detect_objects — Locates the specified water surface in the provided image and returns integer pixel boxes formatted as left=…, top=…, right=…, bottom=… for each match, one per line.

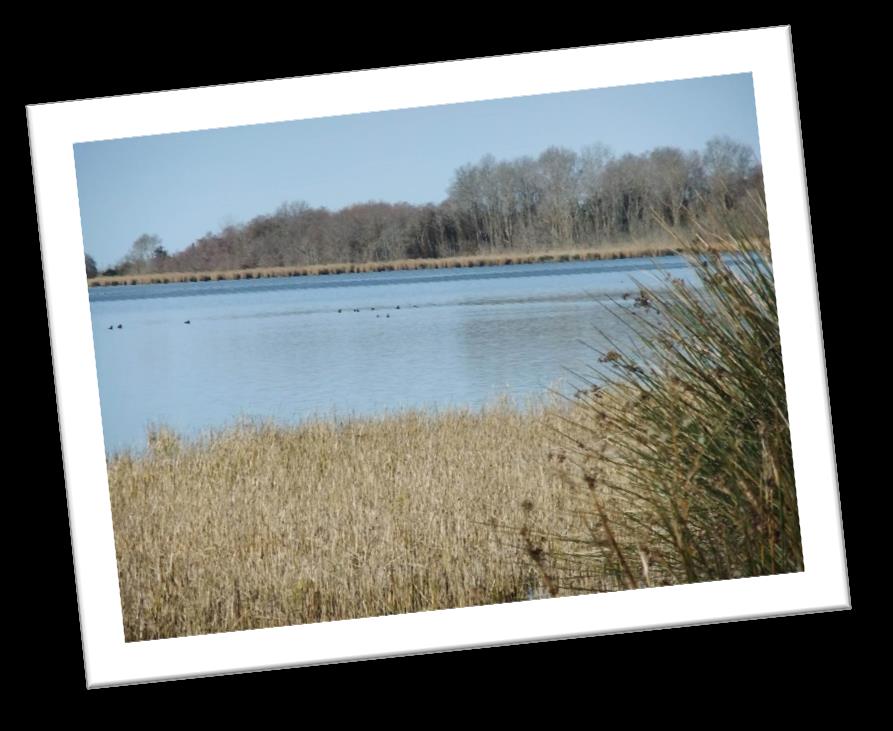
left=90, top=256, right=699, bottom=453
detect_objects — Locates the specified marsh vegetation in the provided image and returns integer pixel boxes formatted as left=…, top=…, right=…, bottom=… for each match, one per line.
left=108, top=199, right=801, bottom=641
left=111, top=404, right=569, bottom=641
left=90, top=242, right=684, bottom=287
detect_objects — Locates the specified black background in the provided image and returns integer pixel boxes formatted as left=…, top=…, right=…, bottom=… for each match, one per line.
left=20, top=19, right=855, bottom=707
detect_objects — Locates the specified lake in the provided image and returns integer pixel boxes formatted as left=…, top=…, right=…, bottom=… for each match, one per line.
left=89, top=255, right=700, bottom=453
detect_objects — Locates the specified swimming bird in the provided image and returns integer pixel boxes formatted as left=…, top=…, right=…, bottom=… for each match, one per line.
left=184, top=320, right=191, bottom=324
left=117, top=324, right=123, bottom=329
left=108, top=325, right=113, bottom=330
left=338, top=309, right=342, bottom=313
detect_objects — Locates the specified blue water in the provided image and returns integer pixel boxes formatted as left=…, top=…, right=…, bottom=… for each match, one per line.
left=89, top=256, right=700, bottom=453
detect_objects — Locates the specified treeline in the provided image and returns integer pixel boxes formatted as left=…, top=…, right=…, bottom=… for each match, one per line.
left=96, top=136, right=763, bottom=277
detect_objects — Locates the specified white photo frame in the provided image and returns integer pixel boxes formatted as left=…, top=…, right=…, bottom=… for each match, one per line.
left=28, top=26, right=848, bottom=688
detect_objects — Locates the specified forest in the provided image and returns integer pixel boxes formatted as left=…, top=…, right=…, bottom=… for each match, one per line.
left=90, top=136, right=762, bottom=278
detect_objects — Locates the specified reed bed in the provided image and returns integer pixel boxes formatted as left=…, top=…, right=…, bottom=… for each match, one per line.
left=90, top=241, right=693, bottom=287
left=529, top=202, right=803, bottom=591
left=110, top=403, right=584, bottom=642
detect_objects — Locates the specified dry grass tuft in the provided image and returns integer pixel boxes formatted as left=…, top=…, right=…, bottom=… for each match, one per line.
left=526, top=199, right=803, bottom=592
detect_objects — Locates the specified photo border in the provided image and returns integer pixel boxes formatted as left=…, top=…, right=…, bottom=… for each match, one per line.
left=28, top=26, right=848, bottom=688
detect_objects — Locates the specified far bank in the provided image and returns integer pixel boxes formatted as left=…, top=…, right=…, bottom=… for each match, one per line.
left=88, top=241, right=697, bottom=287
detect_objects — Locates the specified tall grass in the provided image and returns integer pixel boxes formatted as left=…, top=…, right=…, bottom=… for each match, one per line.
left=110, top=404, right=580, bottom=642
left=532, top=201, right=802, bottom=590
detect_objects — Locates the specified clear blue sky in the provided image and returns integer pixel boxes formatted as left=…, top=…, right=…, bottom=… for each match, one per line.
left=75, top=73, right=759, bottom=268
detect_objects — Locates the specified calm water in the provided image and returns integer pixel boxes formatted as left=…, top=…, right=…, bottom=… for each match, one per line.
left=90, top=256, right=700, bottom=453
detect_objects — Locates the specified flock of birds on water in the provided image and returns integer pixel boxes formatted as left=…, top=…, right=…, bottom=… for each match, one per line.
left=107, top=320, right=190, bottom=329
left=106, top=304, right=419, bottom=330
left=337, top=304, right=420, bottom=319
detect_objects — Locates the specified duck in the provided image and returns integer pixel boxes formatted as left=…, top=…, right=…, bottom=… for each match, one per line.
left=184, top=320, right=191, bottom=325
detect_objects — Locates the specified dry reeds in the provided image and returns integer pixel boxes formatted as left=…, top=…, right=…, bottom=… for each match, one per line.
left=88, top=241, right=704, bottom=287
left=110, top=404, right=580, bottom=641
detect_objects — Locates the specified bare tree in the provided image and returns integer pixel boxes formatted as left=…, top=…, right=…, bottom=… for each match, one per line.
left=126, top=233, right=162, bottom=274
left=703, top=136, right=757, bottom=209
left=577, top=144, right=614, bottom=242
left=647, top=147, right=701, bottom=228
left=536, top=147, right=579, bottom=246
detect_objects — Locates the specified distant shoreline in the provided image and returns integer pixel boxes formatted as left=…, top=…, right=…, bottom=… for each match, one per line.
left=87, top=242, right=693, bottom=287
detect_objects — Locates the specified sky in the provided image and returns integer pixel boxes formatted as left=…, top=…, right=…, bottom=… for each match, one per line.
left=74, top=73, right=760, bottom=268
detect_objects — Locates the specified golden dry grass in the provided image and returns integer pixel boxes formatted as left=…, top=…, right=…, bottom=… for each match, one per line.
left=110, top=402, right=593, bottom=642
left=90, top=242, right=687, bottom=287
